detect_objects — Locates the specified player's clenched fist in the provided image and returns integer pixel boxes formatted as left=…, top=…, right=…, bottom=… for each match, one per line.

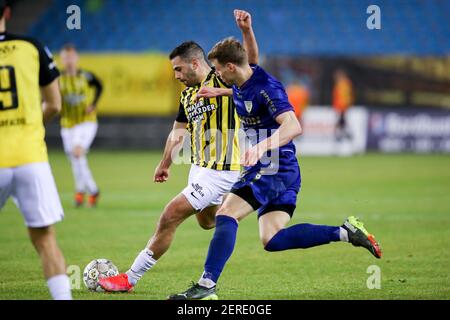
left=154, top=165, right=170, bottom=182
left=234, top=9, right=252, bottom=31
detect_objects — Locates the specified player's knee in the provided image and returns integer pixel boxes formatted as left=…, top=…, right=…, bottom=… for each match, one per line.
left=72, top=146, right=84, bottom=158
left=261, top=235, right=273, bottom=249
left=197, top=218, right=215, bottom=230
left=216, top=203, right=233, bottom=217
left=216, top=203, right=243, bottom=225
left=199, top=222, right=215, bottom=230
left=261, top=230, right=281, bottom=250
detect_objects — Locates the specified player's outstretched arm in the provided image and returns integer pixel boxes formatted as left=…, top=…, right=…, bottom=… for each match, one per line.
left=41, top=79, right=61, bottom=123
left=234, top=9, right=259, bottom=65
left=196, top=87, right=232, bottom=101
left=154, top=121, right=187, bottom=182
left=243, top=111, right=302, bottom=166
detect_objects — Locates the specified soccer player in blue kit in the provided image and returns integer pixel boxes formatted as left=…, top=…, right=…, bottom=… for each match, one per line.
left=169, top=10, right=382, bottom=300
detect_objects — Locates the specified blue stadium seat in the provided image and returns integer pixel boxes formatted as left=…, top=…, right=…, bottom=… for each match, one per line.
left=29, top=0, right=450, bottom=55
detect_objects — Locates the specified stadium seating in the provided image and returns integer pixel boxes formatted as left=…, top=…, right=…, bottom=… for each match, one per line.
left=29, top=0, right=450, bottom=55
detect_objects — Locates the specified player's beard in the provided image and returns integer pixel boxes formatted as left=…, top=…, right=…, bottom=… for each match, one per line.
left=184, top=68, right=199, bottom=87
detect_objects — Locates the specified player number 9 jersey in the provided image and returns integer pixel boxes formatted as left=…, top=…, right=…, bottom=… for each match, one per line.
left=0, top=32, right=59, bottom=168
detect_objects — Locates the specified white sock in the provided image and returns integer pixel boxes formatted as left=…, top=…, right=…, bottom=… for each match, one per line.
left=198, top=272, right=216, bottom=288
left=126, top=248, right=157, bottom=286
left=69, top=155, right=85, bottom=192
left=78, top=156, right=98, bottom=194
left=47, top=274, right=72, bottom=300
left=339, top=227, right=349, bottom=242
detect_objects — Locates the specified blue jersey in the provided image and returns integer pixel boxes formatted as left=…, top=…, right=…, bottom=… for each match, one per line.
left=231, top=64, right=301, bottom=216
left=233, top=64, right=296, bottom=155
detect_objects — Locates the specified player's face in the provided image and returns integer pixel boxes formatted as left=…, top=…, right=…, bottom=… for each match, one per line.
left=211, top=60, right=235, bottom=86
left=171, top=56, right=198, bottom=87
left=60, top=49, right=79, bottom=70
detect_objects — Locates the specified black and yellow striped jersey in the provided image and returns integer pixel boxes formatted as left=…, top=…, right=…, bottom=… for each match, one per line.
left=0, top=32, right=59, bottom=168
left=59, top=69, right=102, bottom=128
left=176, top=69, right=240, bottom=171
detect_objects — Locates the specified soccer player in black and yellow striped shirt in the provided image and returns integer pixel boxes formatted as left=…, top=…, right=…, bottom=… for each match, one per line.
left=99, top=40, right=259, bottom=292
left=0, top=0, right=71, bottom=299
left=59, top=44, right=103, bottom=208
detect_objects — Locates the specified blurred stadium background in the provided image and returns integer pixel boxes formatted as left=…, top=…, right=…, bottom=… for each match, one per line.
left=6, top=0, right=450, bottom=153
left=1, top=0, right=449, bottom=300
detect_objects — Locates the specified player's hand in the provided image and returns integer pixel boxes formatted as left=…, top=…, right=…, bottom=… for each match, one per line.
left=154, top=165, right=170, bottom=183
left=234, top=9, right=252, bottom=31
left=86, top=105, right=96, bottom=114
left=195, top=87, right=231, bottom=101
left=241, top=144, right=265, bottom=167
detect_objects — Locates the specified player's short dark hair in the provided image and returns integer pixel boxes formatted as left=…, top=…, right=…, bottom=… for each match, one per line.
left=61, top=43, right=77, bottom=52
left=208, top=37, right=247, bottom=66
left=169, top=41, right=207, bottom=62
left=0, top=0, right=7, bottom=19
left=61, top=43, right=77, bottom=51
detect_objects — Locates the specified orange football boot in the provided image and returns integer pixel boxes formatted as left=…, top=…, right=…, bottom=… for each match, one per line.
left=74, top=192, right=85, bottom=208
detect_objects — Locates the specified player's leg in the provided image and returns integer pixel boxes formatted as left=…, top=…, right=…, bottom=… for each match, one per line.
left=193, top=167, right=240, bottom=230
left=196, top=201, right=242, bottom=230
left=259, top=190, right=381, bottom=258
left=28, top=226, right=71, bottom=300
left=258, top=210, right=290, bottom=246
left=99, top=166, right=240, bottom=292
left=12, top=162, right=71, bottom=300
left=98, top=193, right=196, bottom=292
left=196, top=205, right=218, bottom=230
left=168, top=190, right=256, bottom=300
left=148, top=165, right=238, bottom=258
left=61, top=127, right=86, bottom=206
left=75, top=122, right=99, bottom=207
left=146, top=193, right=195, bottom=260
left=260, top=207, right=345, bottom=251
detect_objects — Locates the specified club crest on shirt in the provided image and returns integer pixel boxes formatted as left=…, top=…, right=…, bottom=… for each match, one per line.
left=244, top=101, right=253, bottom=113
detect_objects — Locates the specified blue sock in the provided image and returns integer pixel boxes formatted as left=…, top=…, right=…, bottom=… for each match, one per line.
left=202, top=215, right=238, bottom=284
left=265, top=223, right=340, bottom=252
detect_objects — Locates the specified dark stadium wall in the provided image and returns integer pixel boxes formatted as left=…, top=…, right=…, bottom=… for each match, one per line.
left=45, top=116, right=174, bottom=150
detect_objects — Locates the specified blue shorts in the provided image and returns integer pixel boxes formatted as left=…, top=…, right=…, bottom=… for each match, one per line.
left=231, top=151, right=301, bottom=218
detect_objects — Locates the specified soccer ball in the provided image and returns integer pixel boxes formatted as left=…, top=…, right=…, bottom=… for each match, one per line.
left=83, top=258, right=119, bottom=292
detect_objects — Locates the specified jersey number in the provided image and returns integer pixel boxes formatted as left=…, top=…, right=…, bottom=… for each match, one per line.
left=0, top=66, right=19, bottom=111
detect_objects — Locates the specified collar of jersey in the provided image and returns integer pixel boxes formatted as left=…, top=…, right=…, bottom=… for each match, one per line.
left=193, top=68, right=215, bottom=87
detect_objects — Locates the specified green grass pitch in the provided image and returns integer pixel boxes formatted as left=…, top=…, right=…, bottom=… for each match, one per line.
left=0, top=151, right=449, bottom=299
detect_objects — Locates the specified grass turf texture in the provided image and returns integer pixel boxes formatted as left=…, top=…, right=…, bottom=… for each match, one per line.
left=0, top=151, right=449, bottom=299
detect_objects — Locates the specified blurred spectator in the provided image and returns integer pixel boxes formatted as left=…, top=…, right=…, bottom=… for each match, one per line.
left=286, top=80, right=310, bottom=121
left=332, top=69, right=353, bottom=140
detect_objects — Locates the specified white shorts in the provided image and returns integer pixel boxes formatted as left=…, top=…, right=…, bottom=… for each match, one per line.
left=61, top=121, right=98, bottom=154
left=0, top=162, right=64, bottom=228
left=182, top=165, right=240, bottom=211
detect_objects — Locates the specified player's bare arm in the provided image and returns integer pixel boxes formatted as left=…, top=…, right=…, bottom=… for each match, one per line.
left=154, top=121, right=187, bottom=182
left=197, top=9, right=257, bottom=101
left=242, top=111, right=302, bottom=166
left=41, top=79, right=62, bottom=123
left=196, top=87, right=232, bottom=100
left=234, top=9, right=259, bottom=65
